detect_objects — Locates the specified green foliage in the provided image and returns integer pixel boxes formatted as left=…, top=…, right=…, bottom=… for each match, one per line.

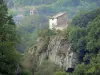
left=36, top=0, right=100, bottom=17
left=16, top=15, right=48, bottom=52
left=74, top=52, right=100, bottom=75
left=12, top=0, right=57, bottom=7
left=20, top=15, right=48, bottom=29
left=86, top=14, right=100, bottom=52
left=20, top=69, right=32, bottom=75
left=0, top=0, right=20, bottom=75
left=35, top=60, right=62, bottom=75
left=67, top=9, right=100, bottom=75
left=54, top=71, right=68, bottom=75
left=4, top=0, right=100, bottom=74
left=38, top=29, right=56, bottom=38
left=67, top=26, right=87, bottom=52
left=6, top=0, right=100, bottom=18
left=37, top=29, right=56, bottom=54
left=72, top=8, right=100, bottom=27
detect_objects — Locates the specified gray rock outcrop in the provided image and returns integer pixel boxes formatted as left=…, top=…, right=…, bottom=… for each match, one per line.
left=28, top=35, right=78, bottom=70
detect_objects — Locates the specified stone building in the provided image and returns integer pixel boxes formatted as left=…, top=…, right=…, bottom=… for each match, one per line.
left=30, top=8, right=35, bottom=15
left=49, top=12, right=68, bottom=30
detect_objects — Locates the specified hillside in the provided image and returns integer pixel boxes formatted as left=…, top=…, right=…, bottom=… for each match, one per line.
left=6, top=0, right=100, bottom=52
left=6, top=0, right=100, bottom=17
left=1, top=0, right=100, bottom=75
left=22, top=8, right=100, bottom=75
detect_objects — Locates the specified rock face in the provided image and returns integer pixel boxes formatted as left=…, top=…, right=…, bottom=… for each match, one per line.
left=28, top=35, right=78, bottom=70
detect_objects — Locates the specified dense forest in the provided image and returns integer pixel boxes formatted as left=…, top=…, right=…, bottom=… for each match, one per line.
left=8, top=0, right=100, bottom=52
left=5, top=0, right=100, bottom=8
left=0, top=0, right=20, bottom=75
left=5, top=0, right=100, bottom=17
left=67, top=8, right=100, bottom=75
left=21, top=8, right=100, bottom=75
left=27, top=8, right=100, bottom=75
left=0, top=0, right=100, bottom=75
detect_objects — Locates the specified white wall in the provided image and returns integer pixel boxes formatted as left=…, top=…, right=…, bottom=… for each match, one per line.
left=30, top=10, right=34, bottom=15
left=49, top=18, right=57, bottom=29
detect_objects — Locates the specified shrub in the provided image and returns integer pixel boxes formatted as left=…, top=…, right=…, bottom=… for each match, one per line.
left=54, top=71, right=68, bottom=75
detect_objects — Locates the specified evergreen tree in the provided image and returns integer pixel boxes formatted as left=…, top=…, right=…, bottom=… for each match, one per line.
left=0, top=0, right=20, bottom=75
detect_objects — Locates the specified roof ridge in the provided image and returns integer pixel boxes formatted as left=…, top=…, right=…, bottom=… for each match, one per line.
left=52, top=12, right=66, bottom=18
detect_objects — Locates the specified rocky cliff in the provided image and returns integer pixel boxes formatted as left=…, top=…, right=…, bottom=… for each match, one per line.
left=28, top=35, right=78, bottom=70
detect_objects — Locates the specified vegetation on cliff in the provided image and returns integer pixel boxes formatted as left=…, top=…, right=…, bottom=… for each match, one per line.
left=16, top=15, right=48, bottom=52
left=21, top=8, right=100, bottom=75
left=66, top=8, right=100, bottom=75
left=0, top=0, right=100, bottom=75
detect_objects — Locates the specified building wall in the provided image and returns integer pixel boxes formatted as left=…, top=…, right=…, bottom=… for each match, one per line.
left=49, top=18, right=57, bottom=29
left=55, top=26, right=67, bottom=31
left=30, top=10, right=34, bottom=15
left=49, top=13, right=68, bottom=30
left=57, top=14, right=67, bottom=26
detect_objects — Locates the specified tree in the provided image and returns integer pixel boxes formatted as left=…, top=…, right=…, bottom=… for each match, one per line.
left=54, top=71, right=68, bottom=75
left=68, top=9, right=100, bottom=75
left=86, top=14, right=100, bottom=53
left=0, top=0, right=20, bottom=75
left=72, top=8, right=100, bottom=27
left=35, top=60, right=61, bottom=75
